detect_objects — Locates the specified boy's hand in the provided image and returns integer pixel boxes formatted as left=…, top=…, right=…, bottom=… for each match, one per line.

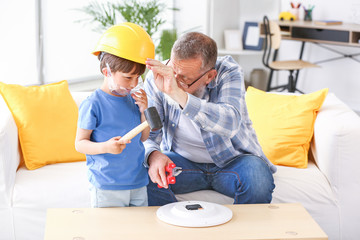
left=104, top=136, right=130, bottom=154
left=131, top=89, right=148, bottom=113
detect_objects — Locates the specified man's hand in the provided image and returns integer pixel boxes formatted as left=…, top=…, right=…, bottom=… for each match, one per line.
left=146, top=58, right=188, bottom=107
left=148, top=150, right=173, bottom=189
left=145, top=58, right=178, bottom=94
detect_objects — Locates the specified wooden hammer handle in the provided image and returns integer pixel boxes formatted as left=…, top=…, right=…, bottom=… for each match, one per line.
left=121, top=121, right=149, bottom=141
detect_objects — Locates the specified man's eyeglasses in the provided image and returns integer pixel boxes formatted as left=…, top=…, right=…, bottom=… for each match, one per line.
left=166, top=59, right=214, bottom=88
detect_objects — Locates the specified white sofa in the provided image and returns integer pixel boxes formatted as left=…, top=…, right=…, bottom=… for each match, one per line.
left=1, top=91, right=360, bottom=240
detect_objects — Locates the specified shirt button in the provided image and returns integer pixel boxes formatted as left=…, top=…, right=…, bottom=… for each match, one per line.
left=172, top=124, right=175, bottom=127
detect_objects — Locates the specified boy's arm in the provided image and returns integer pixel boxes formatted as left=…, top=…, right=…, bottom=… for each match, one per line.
left=131, top=89, right=150, bottom=142
left=140, top=112, right=150, bottom=142
left=75, top=128, right=129, bottom=155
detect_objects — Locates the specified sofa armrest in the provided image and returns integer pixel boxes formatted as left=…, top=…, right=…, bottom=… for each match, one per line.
left=311, top=93, right=360, bottom=235
left=0, top=95, right=20, bottom=207
left=312, top=93, right=360, bottom=190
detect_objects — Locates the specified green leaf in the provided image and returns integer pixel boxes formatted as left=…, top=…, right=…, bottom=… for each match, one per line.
left=156, top=29, right=178, bottom=61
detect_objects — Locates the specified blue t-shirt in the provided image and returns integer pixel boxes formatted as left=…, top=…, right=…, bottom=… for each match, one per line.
left=78, top=89, right=148, bottom=190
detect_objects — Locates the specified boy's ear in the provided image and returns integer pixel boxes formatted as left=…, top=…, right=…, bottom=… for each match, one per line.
left=101, top=67, right=107, bottom=76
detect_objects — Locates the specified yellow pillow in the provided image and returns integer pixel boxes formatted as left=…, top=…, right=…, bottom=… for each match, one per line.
left=0, top=80, right=85, bottom=170
left=245, top=87, right=328, bottom=168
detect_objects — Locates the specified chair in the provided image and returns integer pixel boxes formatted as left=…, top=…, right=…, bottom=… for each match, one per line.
left=262, top=16, right=318, bottom=93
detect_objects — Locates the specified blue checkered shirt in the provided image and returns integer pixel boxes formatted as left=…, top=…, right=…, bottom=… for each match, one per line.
left=144, top=56, right=276, bottom=173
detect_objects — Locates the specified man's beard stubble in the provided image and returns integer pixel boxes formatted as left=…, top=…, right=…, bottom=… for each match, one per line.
left=192, top=85, right=207, bottom=98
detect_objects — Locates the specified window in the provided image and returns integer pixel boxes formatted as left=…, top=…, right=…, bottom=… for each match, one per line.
left=42, top=0, right=102, bottom=84
left=0, top=0, right=173, bottom=87
left=0, top=1, right=38, bottom=85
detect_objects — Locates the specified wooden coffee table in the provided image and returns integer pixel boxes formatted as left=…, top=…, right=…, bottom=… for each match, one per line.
left=44, top=203, right=327, bottom=240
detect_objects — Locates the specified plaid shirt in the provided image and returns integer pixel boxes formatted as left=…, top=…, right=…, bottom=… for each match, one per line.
left=144, top=56, right=276, bottom=173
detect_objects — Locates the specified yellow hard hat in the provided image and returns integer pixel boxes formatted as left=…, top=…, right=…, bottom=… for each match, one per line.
left=92, top=22, right=155, bottom=64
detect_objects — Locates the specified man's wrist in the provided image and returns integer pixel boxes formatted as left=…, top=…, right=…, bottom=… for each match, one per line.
left=144, top=149, right=157, bottom=168
left=148, top=150, right=159, bottom=165
left=170, top=89, right=188, bottom=108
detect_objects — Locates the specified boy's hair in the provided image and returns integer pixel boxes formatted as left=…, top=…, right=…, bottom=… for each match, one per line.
left=98, top=52, right=146, bottom=75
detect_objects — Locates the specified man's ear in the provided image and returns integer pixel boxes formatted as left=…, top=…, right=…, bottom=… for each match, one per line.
left=205, top=69, right=217, bottom=84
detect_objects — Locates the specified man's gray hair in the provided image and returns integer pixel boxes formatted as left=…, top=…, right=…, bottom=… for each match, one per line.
left=171, top=32, right=217, bottom=70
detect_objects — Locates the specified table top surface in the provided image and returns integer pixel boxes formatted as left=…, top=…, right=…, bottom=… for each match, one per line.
left=44, top=203, right=328, bottom=240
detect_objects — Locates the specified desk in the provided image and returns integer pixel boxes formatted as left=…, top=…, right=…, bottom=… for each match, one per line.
left=277, top=20, right=360, bottom=47
left=261, top=20, right=360, bottom=91
left=44, top=203, right=327, bottom=240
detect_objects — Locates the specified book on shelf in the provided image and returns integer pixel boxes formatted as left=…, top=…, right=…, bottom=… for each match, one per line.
left=314, top=20, right=343, bottom=26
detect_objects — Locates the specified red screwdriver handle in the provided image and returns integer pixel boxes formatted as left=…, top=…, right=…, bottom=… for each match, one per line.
left=158, top=163, right=177, bottom=188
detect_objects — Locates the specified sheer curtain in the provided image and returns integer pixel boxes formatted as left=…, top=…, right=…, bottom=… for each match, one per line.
left=0, top=1, right=38, bottom=85
left=42, top=0, right=102, bottom=84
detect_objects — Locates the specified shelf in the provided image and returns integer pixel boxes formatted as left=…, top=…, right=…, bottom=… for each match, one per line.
left=351, top=31, right=360, bottom=44
left=276, top=20, right=360, bottom=47
left=218, top=49, right=263, bottom=56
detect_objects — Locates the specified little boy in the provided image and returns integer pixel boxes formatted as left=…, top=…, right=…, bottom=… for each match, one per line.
left=75, top=23, right=155, bottom=207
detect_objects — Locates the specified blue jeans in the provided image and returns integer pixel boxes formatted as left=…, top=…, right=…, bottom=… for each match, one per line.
left=147, top=151, right=275, bottom=206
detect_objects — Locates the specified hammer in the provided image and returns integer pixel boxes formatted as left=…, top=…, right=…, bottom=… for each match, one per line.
left=121, top=106, right=162, bottom=141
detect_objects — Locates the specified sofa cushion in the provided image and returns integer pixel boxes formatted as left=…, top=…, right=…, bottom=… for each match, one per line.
left=245, top=87, right=328, bottom=168
left=0, top=80, right=85, bottom=170
left=13, top=161, right=90, bottom=209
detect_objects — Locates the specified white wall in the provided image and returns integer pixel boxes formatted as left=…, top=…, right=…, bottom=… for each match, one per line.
left=236, top=0, right=280, bottom=84
left=174, top=0, right=280, bottom=47
left=278, top=0, right=360, bottom=112
left=173, top=0, right=208, bottom=35
left=174, top=0, right=360, bottom=112
left=174, top=0, right=280, bottom=83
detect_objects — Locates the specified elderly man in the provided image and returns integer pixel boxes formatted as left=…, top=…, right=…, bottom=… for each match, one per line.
left=144, top=32, right=276, bottom=206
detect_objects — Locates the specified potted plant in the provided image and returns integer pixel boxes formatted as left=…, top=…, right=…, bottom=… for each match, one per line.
left=156, top=29, right=177, bottom=61
left=76, top=0, right=178, bottom=60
